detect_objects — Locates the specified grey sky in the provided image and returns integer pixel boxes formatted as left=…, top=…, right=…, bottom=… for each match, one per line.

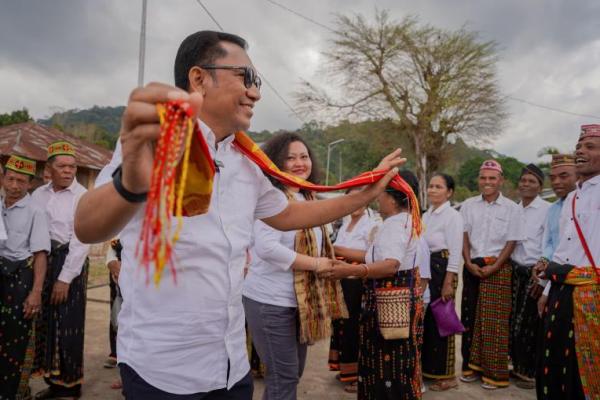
left=1, top=0, right=599, bottom=161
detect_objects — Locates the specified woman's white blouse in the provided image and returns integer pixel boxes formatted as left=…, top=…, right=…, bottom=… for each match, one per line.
left=243, top=192, right=323, bottom=308
left=334, top=211, right=380, bottom=251
left=366, top=212, right=418, bottom=271
left=422, top=201, right=464, bottom=273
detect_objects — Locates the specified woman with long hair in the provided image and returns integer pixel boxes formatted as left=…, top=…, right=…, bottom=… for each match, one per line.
left=328, top=188, right=380, bottom=393
left=243, top=132, right=346, bottom=400
left=331, top=170, right=423, bottom=400
left=421, top=173, right=463, bottom=391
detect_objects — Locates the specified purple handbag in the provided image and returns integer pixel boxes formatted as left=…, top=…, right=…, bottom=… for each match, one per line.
left=429, top=298, right=465, bottom=337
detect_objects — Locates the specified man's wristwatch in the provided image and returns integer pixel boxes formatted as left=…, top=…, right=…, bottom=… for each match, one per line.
left=112, top=165, right=148, bottom=203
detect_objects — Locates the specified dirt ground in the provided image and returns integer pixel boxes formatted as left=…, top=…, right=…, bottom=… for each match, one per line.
left=30, top=265, right=537, bottom=400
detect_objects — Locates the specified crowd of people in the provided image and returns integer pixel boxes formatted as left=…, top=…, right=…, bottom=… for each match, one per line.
left=0, top=29, right=598, bottom=400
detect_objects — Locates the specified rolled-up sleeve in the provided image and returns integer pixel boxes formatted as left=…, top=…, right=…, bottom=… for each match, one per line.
left=252, top=221, right=297, bottom=271
left=375, top=219, right=410, bottom=265
left=254, top=173, right=288, bottom=220
left=445, top=211, right=464, bottom=273
left=29, top=207, right=51, bottom=254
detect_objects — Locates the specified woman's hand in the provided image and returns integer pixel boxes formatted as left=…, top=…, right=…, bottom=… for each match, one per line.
left=441, top=273, right=456, bottom=302
left=315, top=257, right=334, bottom=278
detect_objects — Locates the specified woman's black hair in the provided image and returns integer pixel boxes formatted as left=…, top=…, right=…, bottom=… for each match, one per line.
left=430, top=172, right=456, bottom=193
left=386, top=170, right=419, bottom=210
left=261, top=132, right=321, bottom=193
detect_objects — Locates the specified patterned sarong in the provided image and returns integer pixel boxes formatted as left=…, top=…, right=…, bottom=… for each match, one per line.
left=540, top=263, right=600, bottom=399
left=467, top=257, right=512, bottom=387
left=510, top=261, right=540, bottom=379
left=33, top=243, right=89, bottom=388
left=0, top=257, right=34, bottom=400
left=422, top=250, right=457, bottom=379
left=290, top=192, right=348, bottom=344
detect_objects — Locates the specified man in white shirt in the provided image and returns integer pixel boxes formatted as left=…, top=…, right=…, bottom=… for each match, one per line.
left=0, top=155, right=50, bottom=400
left=509, top=164, right=550, bottom=388
left=459, top=159, right=524, bottom=390
left=74, top=31, right=405, bottom=400
left=536, top=124, right=600, bottom=400
left=31, top=141, right=90, bottom=400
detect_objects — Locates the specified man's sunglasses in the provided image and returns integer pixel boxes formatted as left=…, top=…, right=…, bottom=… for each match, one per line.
left=200, top=64, right=262, bottom=90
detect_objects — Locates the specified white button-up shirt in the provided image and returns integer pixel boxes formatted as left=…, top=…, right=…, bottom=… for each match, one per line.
left=461, top=193, right=524, bottom=259
left=243, top=192, right=322, bottom=308
left=512, top=196, right=551, bottom=266
left=366, top=212, right=417, bottom=271
left=31, top=179, right=90, bottom=283
left=553, top=174, right=600, bottom=267
left=95, top=121, right=288, bottom=394
left=422, top=201, right=464, bottom=273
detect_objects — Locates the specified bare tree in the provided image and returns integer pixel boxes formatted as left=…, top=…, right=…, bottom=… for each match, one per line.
left=295, top=10, right=506, bottom=204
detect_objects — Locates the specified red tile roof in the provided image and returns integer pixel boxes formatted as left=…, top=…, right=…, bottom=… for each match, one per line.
left=0, top=122, right=112, bottom=170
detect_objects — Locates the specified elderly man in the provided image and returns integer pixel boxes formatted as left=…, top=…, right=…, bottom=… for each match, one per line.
left=459, top=159, right=524, bottom=390
left=536, top=125, right=600, bottom=400
left=74, top=31, right=404, bottom=400
left=31, top=141, right=90, bottom=400
left=509, top=164, right=550, bottom=389
left=0, top=155, right=50, bottom=400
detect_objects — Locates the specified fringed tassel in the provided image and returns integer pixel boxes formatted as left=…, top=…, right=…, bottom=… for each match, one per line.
left=137, top=100, right=194, bottom=286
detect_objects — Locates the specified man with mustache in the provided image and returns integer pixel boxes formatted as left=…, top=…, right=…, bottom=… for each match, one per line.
left=510, top=163, right=550, bottom=389
left=536, top=125, right=600, bottom=400
left=74, top=31, right=405, bottom=399
left=459, top=159, right=524, bottom=390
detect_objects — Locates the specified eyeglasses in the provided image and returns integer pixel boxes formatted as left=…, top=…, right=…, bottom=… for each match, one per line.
left=200, top=64, right=262, bottom=90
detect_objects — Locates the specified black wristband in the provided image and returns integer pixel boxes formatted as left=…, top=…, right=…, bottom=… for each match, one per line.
left=112, top=165, right=148, bottom=203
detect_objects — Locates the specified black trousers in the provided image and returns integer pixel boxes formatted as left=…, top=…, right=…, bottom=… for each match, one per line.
left=119, top=363, right=253, bottom=400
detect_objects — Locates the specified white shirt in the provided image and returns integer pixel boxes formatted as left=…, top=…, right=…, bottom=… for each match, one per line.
left=416, top=236, right=431, bottom=304
left=243, top=192, right=323, bottom=308
left=94, top=121, right=288, bottom=394
left=334, top=211, right=380, bottom=250
left=512, top=196, right=551, bottom=266
left=366, top=212, right=418, bottom=271
left=461, top=193, right=524, bottom=258
left=0, top=201, right=7, bottom=241
left=31, top=179, right=90, bottom=283
left=422, top=201, right=464, bottom=273
left=552, top=174, right=600, bottom=267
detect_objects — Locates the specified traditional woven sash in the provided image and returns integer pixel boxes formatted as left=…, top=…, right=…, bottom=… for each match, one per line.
left=289, top=191, right=348, bottom=344
left=140, top=101, right=420, bottom=285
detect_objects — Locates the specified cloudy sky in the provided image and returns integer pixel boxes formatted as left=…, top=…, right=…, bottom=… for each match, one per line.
left=1, top=0, right=599, bottom=161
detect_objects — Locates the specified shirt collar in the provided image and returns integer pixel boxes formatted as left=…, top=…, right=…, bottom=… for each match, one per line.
left=431, top=200, right=451, bottom=215
left=578, top=174, right=600, bottom=190
left=46, top=178, right=80, bottom=193
left=197, top=119, right=236, bottom=151
left=4, top=193, right=31, bottom=209
left=478, top=192, right=505, bottom=205
left=520, top=195, right=543, bottom=209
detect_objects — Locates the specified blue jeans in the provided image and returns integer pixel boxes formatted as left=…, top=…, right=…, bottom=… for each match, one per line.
left=243, top=296, right=307, bottom=400
left=119, top=363, right=253, bottom=400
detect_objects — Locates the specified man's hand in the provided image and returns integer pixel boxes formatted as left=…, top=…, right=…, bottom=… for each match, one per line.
left=465, top=262, right=483, bottom=278
left=23, top=291, right=42, bottom=319
left=108, top=260, right=121, bottom=282
left=533, top=259, right=548, bottom=281
left=50, top=281, right=70, bottom=305
left=120, top=83, right=204, bottom=194
left=537, top=295, right=548, bottom=317
left=529, top=282, right=544, bottom=299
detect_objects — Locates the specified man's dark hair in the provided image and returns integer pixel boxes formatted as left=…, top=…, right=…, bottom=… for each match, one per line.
left=174, top=31, right=248, bottom=90
left=261, top=132, right=321, bottom=194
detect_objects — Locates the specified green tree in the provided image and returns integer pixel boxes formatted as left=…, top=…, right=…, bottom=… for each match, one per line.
left=296, top=10, right=506, bottom=202
left=0, top=108, right=32, bottom=127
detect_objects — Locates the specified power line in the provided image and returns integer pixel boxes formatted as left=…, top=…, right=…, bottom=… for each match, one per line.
left=506, top=96, right=600, bottom=120
left=263, top=0, right=600, bottom=122
left=194, top=0, right=305, bottom=124
left=195, top=0, right=224, bottom=31
left=264, top=0, right=335, bottom=33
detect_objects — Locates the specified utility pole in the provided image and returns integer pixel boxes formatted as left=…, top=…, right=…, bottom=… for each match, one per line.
left=137, top=0, right=148, bottom=87
left=325, top=138, right=345, bottom=186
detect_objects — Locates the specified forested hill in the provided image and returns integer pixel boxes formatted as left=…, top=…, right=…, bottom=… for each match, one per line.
left=36, top=106, right=522, bottom=200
